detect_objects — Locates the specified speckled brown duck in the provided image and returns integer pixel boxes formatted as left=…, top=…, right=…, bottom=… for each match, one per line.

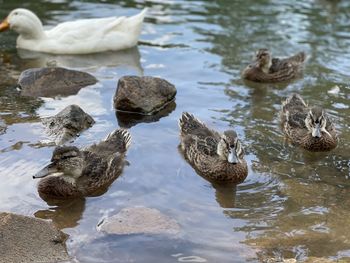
left=33, top=129, right=131, bottom=199
left=242, top=49, right=306, bottom=83
left=179, top=112, right=248, bottom=184
left=281, top=94, right=338, bottom=152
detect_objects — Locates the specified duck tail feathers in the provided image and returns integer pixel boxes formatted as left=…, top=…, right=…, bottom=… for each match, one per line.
left=282, top=93, right=307, bottom=111
left=105, top=129, right=132, bottom=151
left=179, top=112, right=206, bottom=134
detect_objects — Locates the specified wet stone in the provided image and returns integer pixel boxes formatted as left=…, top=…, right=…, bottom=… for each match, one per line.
left=18, top=67, right=97, bottom=98
left=98, top=206, right=180, bottom=235
left=42, top=104, right=95, bottom=145
left=0, top=212, right=69, bottom=263
left=113, top=76, right=177, bottom=115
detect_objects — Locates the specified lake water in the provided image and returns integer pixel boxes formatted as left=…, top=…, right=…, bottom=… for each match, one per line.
left=0, top=0, right=349, bottom=262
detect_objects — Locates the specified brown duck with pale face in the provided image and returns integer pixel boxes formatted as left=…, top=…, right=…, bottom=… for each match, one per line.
left=179, top=112, right=248, bottom=183
left=242, top=49, right=306, bottom=83
left=281, top=94, right=338, bottom=152
left=33, top=129, right=131, bottom=200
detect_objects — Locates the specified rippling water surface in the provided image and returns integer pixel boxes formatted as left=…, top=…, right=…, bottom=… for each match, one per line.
left=0, top=0, right=349, bottom=262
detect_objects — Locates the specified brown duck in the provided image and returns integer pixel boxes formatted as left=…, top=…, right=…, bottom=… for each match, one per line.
left=179, top=112, right=248, bottom=183
left=281, top=94, right=338, bottom=152
left=242, top=49, right=306, bottom=83
left=33, top=129, right=131, bottom=200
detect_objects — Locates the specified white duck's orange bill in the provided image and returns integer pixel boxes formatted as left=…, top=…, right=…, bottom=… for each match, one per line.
left=0, top=17, right=9, bottom=32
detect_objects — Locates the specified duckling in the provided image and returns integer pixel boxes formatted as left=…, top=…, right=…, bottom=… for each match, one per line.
left=33, top=129, right=131, bottom=200
left=242, top=49, right=306, bottom=83
left=281, top=94, right=338, bottom=152
left=179, top=112, right=248, bottom=183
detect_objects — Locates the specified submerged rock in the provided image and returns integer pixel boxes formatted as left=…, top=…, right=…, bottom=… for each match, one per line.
left=42, top=104, right=95, bottom=145
left=113, top=76, right=176, bottom=115
left=18, top=67, right=97, bottom=98
left=98, top=206, right=180, bottom=235
left=0, top=212, right=69, bottom=263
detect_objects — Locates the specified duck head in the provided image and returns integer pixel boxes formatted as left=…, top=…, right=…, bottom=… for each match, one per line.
left=33, top=146, right=85, bottom=184
left=305, top=107, right=329, bottom=138
left=217, top=130, right=244, bottom=164
left=0, top=8, right=44, bottom=39
left=255, top=48, right=272, bottom=73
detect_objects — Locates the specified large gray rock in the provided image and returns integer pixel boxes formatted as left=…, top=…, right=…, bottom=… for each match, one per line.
left=113, top=76, right=176, bottom=115
left=42, top=104, right=95, bottom=145
left=98, top=207, right=180, bottom=235
left=18, top=67, right=97, bottom=98
left=0, top=212, right=69, bottom=263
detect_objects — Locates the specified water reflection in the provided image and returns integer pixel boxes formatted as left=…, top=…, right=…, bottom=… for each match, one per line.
left=34, top=198, right=85, bottom=230
left=116, top=100, right=176, bottom=128
left=17, top=47, right=143, bottom=74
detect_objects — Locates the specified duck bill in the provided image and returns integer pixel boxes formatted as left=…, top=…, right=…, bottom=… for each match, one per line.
left=0, top=17, right=9, bottom=32
left=228, top=150, right=239, bottom=164
left=33, top=163, right=58, bottom=179
left=312, top=124, right=321, bottom=138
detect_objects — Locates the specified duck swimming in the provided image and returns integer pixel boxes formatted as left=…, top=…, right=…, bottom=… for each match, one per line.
left=0, top=8, right=147, bottom=54
left=179, top=112, right=248, bottom=184
left=242, top=49, right=306, bottom=83
left=281, top=94, right=338, bottom=152
left=33, top=129, right=131, bottom=200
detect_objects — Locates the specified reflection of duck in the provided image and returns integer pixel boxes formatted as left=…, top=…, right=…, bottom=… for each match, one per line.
left=17, top=47, right=143, bottom=74
left=281, top=94, right=338, bottom=152
left=179, top=112, right=248, bottom=183
left=33, top=129, right=131, bottom=200
left=0, top=8, right=147, bottom=54
left=211, top=181, right=237, bottom=208
left=34, top=198, right=85, bottom=229
left=242, top=49, right=306, bottom=83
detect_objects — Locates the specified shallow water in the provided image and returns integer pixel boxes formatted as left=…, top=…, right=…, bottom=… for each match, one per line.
left=0, top=0, right=349, bottom=262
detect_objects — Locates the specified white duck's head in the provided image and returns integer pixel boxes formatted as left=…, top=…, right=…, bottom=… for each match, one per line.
left=0, top=8, right=45, bottom=39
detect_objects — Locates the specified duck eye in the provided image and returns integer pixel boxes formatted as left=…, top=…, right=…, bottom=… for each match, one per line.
left=14, top=12, right=18, bottom=15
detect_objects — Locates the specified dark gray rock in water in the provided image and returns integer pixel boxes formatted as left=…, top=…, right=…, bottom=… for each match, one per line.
left=18, top=67, right=97, bottom=98
left=116, top=100, right=176, bottom=128
left=42, top=104, right=95, bottom=145
left=98, top=207, right=180, bottom=235
left=0, top=212, right=69, bottom=263
left=113, top=76, right=177, bottom=115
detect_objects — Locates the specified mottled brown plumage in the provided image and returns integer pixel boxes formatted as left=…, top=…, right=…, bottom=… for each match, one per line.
left=179, top=112, right=248, bottom=183
left=281, top=94, right=338, bottom=152
left=242, top=49, right=306, bottom=83
left=34, top=129, right=131, bottom=200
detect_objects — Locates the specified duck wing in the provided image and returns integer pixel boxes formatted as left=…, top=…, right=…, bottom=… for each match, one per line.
left=195, top=136, right=218, bottom=156
left=46, top=17, right=124, bottom=41
left=281, top=94, right=308, bottom=129
left=270, top=52, right=306, bottom=73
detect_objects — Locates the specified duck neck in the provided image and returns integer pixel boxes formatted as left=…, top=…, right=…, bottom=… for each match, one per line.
left=16, top=15, right=46, bottom=40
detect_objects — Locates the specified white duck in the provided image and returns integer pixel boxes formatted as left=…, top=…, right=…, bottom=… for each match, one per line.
left=0, top=8, right=147, bottom=54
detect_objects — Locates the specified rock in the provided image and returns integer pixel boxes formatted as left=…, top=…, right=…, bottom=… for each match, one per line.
left=113, top=76, right=177, bottom=115
left=0, top=212, right=69, bottom=263
left=42, top=104, right=95, bottom=145
left=98, top=206, right=180, bottom=235
left=18, top=67, right=97, bottom=98
left=116, top=100, right=176, bottom=128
